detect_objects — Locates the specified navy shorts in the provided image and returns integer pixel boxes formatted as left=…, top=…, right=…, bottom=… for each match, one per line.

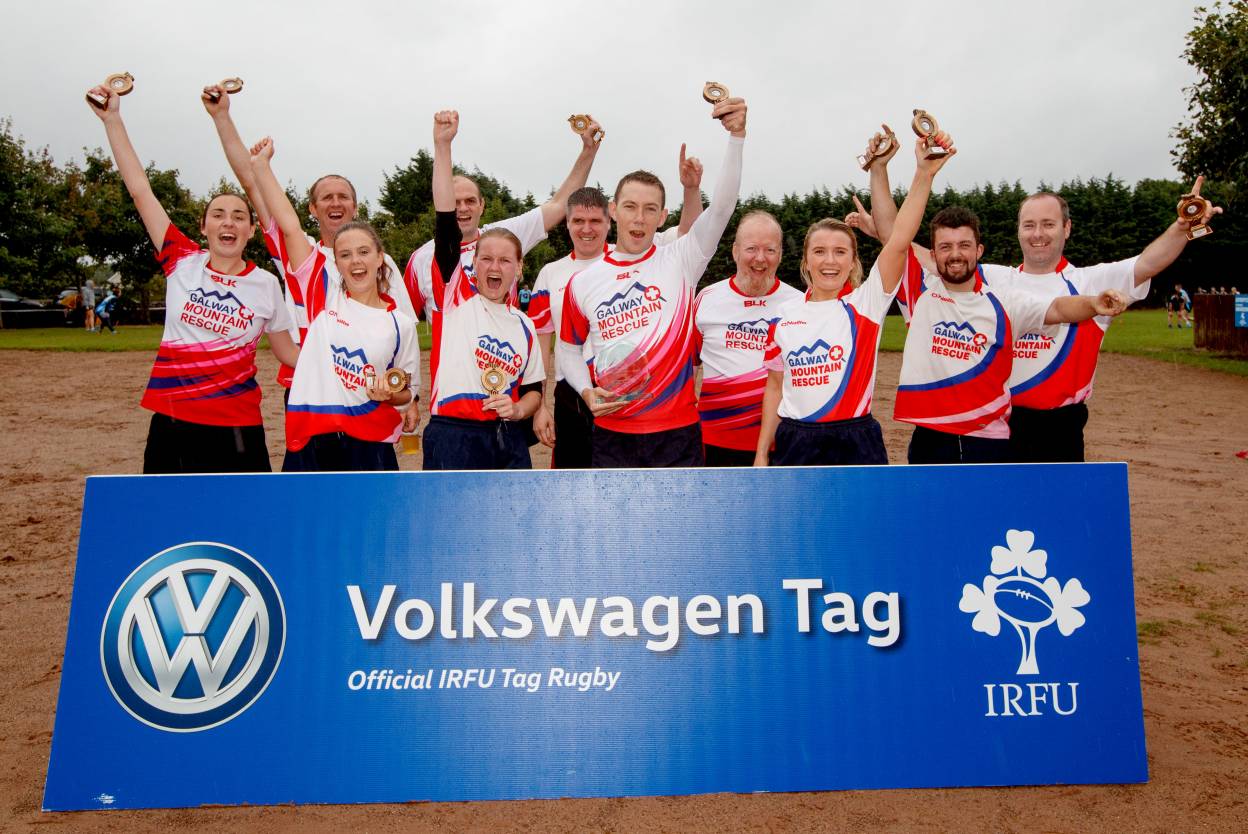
left=422, top=415, right=532, bottom=471
left=143, top=413, right=271, bottom=474
left=704, top=444, right=756, bottom=467
left=907, top=425, right=1009, bottom=464
left=1007, top=403, right=1089, bottom=463
left=592, top=422, right=704, bottom=468
left=552, top=379, right=594, bottom=469
left=770, top=415, right=888, bottom=466
left=281, top=432, right=399, bottom=472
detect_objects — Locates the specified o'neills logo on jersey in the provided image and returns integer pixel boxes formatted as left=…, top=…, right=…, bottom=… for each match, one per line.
left=595, top=282, right=665, bottom=341
left=180, top=288, right=254, bottom=336
left=1012, top=330, right=1054, bottom=360
left=724, top=318, right=774, bottom=351
left=786, top=340, right=844, bottom=387
left=330, top=344, right=371, bottom=390
left=930, top=320, right=988, bottom=361
left=475, top=335, right=524, bottom=374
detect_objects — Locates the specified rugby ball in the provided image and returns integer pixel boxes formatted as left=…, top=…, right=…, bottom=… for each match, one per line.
left=992, top=576, right=1056, bottom=627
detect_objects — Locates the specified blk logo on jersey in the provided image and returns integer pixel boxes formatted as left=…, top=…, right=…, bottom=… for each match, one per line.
left=475, top=334, right=524, bottom=376
left=99, top=542, right=285, bottom=732
left=595, top=282, right=666, bottom=341
left=180, top=288, right=253, bottom=336
left=724, top=318, right=776, bottom=351
left=786, top=339, right=845, bottom=387
left=930, top=320, right=987, bottom=361
left=331, top=344, right=371, bottom=390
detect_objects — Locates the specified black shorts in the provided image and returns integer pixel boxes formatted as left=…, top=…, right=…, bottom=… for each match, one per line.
left=907, top=425, right=1009, bottom=464
left=592, top=422, right=704, bottom=469
left=552, top=379, right=594, bottom=469
left=281, top=432, right=399, bottom=472
left=422, top=415, right=532, bottom=471
left=704, top=444, right=756, bottom=467
left=770, top=415, right=888, bottom=466
left=1007, top=403, right=1089, bottom=463
left=143, top=412, right=271, bottom=474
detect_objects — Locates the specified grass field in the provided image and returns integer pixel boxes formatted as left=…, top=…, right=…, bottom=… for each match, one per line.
left=2, top=311, right=1244, bottom=376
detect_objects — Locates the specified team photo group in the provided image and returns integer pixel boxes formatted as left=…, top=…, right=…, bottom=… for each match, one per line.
left=84, top=75, right=1222, bottom=474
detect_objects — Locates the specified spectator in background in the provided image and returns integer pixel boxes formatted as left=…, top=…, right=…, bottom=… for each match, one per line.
left=96, top=287, right=118, bottom=334
left=83, top=279, right=97, bottom=331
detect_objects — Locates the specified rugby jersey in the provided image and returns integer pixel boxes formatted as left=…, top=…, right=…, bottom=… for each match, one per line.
left=695, top=275, right=803, bottom=449
left=284, top=250, right=419, bottom=451
left=141, top=224, right=292, bottom=427
left=558, top=136, right=744, bottom=434
left=403, top=207, right=547, bottom=318
left=894, top=271, right=1052, bottom=439
left=263, top=220, right=413, bottom=389
left=762, top=263, right=896, bottom=424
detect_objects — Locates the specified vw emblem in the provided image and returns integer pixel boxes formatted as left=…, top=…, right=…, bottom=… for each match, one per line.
left=99, top=542, right=285, bottom=732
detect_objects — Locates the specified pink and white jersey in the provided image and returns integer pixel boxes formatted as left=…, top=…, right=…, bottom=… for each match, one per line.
left=695, top=276, right=803, bottom=449
left=895, top=272, right=1052, bottom=439
left=404, top=207, right=547, bottom=318
left=285, top=252, right=419, bottom=452
left=529, top=248, right=604, bottom=383
left=428, top=261, right=545, bottom=421
left=263, top=221, right=413, bottom=389
left=1000, top=257, right=1143, bottom=408
left=761, top=263, right=896, bottom=424
left=142, top=224, right=292, bottom=427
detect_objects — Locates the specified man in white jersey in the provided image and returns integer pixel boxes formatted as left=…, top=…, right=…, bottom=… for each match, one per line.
left=558, top=96, right=748, bottom=468
left=694, top=210, right=803, bottom=466
left=865, top=148, right=1222, bottom=461
left=530, top=147, right=705, bottom=468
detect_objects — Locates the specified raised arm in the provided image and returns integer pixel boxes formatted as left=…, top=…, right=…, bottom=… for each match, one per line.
left=86, top=85, right=171, bottom=249
left=676, top=142, right=704, bottom=235
left=202, top=85, right=271, bottom=227
left=877, top=136, right=956, bottom=293
left=248, top=138, right=312, bottom=269
left=539, top=118, right=603, bottom=231
left=432, top=110, right=462, bottom=283
left=1131, top=176, right=1223, bottom=286
left=685, top=97, right=748, bottom=259
left=864, top=125, right=900, bottom=245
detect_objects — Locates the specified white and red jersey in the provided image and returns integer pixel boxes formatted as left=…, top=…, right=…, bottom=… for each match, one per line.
left=529, top=248, right=604, bottom=383
left=142, top=224, right=292, bottom=427
left=428, top=259, right=545, bottom=421
left=263, top=220, right=413, bottom=389
left=695, top=276, right=803, bottom=449
left=999, top=256, right=1143, bottom=408
left=284, top=251, right=419, bottom=452
left=895, top=272, right=1053, bottom=439
left=896, top=248, right=1013, bottom=324
left=403, top=207, right=547, bottom=318
left=761, top=263, right=896, bottom=424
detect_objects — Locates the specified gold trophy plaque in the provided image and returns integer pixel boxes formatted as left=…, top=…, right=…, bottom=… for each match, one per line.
left=568, top=114, right=604, bottom=143
left=206, top=77, right=245, bottom=102
left=857, top=125, right=899, bottom=171
left=481, top=367, right=507, bottom=396
left=911, top=109, right=948, bottom=160
left=702, top=81, right=729, bottom=105
left=384, top=368, right=411, bottom=394
left=86, top=72, right=134, bottom=110
left=1178, top=194, right=1212, bottom=240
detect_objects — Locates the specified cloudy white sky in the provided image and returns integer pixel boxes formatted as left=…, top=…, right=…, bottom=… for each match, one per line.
left=3, top=0, right=1202, bottom=210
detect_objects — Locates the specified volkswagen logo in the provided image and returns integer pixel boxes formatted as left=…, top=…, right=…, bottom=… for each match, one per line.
left=100, top=542, right=285, bottom=732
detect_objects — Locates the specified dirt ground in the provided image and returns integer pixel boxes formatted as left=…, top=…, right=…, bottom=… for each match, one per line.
left=1, top=348, right=1244, bottom=833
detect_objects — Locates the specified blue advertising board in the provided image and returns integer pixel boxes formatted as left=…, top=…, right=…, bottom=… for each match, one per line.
left=1236, top=294, right=1247, bottom=327
left=45, top=464, right=1146, bottom=810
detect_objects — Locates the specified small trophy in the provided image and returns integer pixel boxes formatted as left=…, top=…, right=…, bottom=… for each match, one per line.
left=205, top=77, right=245, bottom=102
left=383, top=368, right=411, bottom=394
left=1177, top=193, right=1213, bottom=240
left=86, top=72, right=134, bottom=110
left=594, top=341, right=651, bottom=404
left=399, top=431, right=422, bottom=455
left=481, top=366, right=507, bottom=396
left=702, top=81, right=729, bottom=105
left=911, top=109, right=948, bottom=160
left=857, top=125, right=899, bottom=171
left=567, top=114, right=604, bottom=143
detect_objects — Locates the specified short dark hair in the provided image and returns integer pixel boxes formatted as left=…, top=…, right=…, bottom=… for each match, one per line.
left=567, top=186, right=609, bottom=218
left=1018, top=191, right=1070, bottom=224
left=614, top=170, right=665, bottom=206
left=930, top=206, right=982, bottom=246
left=200, top=192, right=255, bottom=228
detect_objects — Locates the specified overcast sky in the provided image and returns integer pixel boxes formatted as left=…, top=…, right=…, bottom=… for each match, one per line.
left=3, top=0, right=1202, bottom=211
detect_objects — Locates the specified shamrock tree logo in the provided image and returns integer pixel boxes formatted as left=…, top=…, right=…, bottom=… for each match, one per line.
left=959, top=529, right=1091, bottom=675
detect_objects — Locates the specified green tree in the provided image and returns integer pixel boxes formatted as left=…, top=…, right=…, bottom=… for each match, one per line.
left=1173, top=1, right=1248, bottom=189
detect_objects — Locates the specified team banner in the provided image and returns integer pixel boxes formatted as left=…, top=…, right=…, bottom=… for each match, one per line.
left=45, top=465, right=1146, bottom=811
